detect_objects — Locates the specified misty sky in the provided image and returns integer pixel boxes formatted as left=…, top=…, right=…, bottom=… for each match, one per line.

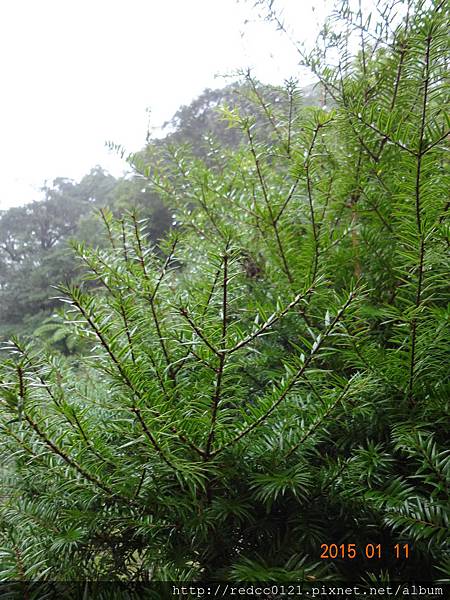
left=0, top=0, right=332, bottom=209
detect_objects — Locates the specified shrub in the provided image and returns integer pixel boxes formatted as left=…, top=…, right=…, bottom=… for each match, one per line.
left=0, top=0, right=448, bottom=585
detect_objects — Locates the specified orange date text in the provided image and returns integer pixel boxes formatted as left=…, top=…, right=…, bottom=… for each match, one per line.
left=320, top=543, right=410, bottom=560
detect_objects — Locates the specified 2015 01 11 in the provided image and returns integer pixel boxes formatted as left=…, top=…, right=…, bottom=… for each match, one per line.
left=320, top=543, right=410, bottom=559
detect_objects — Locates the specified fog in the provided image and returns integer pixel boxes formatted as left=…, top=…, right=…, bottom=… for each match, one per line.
left=0, top=0, right=331, bottom=209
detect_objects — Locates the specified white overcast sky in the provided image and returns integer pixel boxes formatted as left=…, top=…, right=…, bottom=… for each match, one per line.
left=0, top=0, right=333, bottom=209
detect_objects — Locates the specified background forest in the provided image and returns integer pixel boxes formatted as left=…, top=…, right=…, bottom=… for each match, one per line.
left=0, top=0, right=449, bottom=594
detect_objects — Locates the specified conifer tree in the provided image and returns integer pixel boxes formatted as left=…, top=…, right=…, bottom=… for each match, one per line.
left=0, top=0, right=448, bottom=588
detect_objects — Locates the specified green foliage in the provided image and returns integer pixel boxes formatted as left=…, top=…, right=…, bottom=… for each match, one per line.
left=0, top=168, right=117, bottom=339
left=0, top=0, right=448, bottom=584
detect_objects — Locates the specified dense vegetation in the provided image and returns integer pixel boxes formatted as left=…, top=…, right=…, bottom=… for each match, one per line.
left=0, top=0, right=448, bottom=591
left=0, top=81, right=315, bottom=342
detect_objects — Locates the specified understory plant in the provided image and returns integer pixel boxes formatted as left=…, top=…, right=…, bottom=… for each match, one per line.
left=0, top=0, right=448, bottom=587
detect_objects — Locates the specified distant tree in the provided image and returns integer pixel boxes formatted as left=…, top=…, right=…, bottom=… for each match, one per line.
left=0, top=170, right=117, bottom=338
left=76, top=166, right=117, bottom=208
left=112, top=178, right=172, bottom=243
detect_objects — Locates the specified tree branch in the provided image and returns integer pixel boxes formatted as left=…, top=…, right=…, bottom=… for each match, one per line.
left=212, top=291, right=356, bottom=456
